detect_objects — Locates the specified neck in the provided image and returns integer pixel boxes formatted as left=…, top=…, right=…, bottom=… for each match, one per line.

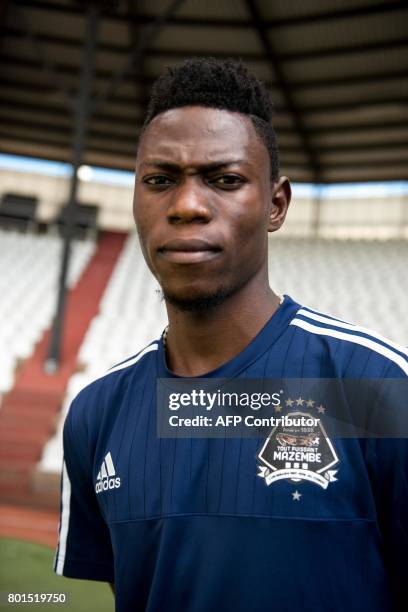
left=163, top=278, right=282, bottom=377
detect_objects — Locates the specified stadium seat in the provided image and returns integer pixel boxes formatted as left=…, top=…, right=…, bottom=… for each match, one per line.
left=54, top=202, right=99, bottom=240
left=0, top=192, right=39, bottom=231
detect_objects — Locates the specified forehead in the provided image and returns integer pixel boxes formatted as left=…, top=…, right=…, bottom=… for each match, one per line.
left=137, top=106, right=268, bottom=168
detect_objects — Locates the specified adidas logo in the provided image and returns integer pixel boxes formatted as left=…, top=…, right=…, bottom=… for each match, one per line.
left=95, top=452, right=121, bottom=494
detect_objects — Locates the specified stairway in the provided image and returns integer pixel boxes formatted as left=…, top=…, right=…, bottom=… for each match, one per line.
left=0, top=231, right=127, bottom=509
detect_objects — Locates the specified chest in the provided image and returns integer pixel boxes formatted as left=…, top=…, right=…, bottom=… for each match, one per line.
left=93, top=403, right=377, bottom=525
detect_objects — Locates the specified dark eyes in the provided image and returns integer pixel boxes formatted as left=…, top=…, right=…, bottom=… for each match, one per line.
left=143, top=175, right=174, bottom=186
left=142, top=174, right=246, bottom=189
left=213, top=175, right=244, bottom=186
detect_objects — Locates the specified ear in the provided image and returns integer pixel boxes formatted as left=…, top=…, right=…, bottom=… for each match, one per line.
left=268, top=177, right=291, bottom=233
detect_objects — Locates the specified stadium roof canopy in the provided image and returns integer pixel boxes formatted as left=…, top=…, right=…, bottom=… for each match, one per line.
left=1, top=0, right=407, bottom=183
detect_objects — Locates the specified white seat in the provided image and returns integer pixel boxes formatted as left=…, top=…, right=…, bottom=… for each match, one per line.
left=0, top=228, right=96, bottom=406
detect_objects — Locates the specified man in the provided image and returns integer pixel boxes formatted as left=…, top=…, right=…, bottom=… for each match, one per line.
left=55, top=58, right=407, bottom=611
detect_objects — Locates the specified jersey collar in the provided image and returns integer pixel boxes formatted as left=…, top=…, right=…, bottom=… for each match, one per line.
left=157, top=295, right=300, bottom=379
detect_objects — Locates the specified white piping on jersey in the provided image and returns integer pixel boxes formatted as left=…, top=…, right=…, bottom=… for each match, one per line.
left=89, top=342, right=159, bottom=385
left=108, top=342, right=158, bottom=375
left=108, top=340, right=159, bottom=371
left=290, top=318, right=408, bottom=376
left=55, top=461, right=71, bottom=575
left=296, top=308, right=408, bottom=357
left=298, top=305, right=353, bottom=326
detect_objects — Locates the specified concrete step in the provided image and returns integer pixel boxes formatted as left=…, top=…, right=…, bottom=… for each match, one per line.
left=0, top=443, right=44, bottom=463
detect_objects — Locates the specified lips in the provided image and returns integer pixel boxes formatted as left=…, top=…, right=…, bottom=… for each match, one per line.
left=158, top=238, right=222, bottom=264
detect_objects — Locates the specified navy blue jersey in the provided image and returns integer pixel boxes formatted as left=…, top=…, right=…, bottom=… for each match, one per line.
left=54, top=296, right=408, bottom=612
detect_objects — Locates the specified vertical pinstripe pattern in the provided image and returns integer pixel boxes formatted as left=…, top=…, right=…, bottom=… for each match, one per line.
left=55, top=461, right=71, bottom=575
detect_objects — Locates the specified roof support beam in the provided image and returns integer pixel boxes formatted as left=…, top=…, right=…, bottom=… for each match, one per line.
left=2, top=65, right=406, bottom=114
left=3, top=39, right=408, bottom=95
left=262, top=1, right=406, bottom=28
left=13, top=0, right=406, bottom=29
left=7, top=5, right=74, bottom=107
left=2, top=59, right=407, bottom=95
left=46, top=4, right=99, bottom=372
left=126, top=0, right=149, bottom=125
left=5, top=26, right=407, bottom=66
left=92, top=0, right=186, bottom=113
left=0, top=117, right=317, bottom=153
left=279, top=38, right=408, bottom=62
left=0, top=1, right=12, bottom=52
left=1, top=101, right=407, bottom=141
left=243, top=0, right=321, bottom=182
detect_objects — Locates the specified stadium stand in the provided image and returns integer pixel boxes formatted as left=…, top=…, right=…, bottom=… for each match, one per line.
left=38, top=233, right=408, bottom=482
left=269, top=238, right=408, bottom=339
left=0, top=192, right=39, bottom=232
left=77, top=232, right=167, bottom=372
left=0, top=230, right=126, bottom=507
left=0, top=228, right=95, bottom=397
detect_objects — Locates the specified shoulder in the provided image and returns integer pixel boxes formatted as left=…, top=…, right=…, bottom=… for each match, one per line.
left=66, top=338, right=160, bottom=433
left=289, top=303, right=408, bottom=377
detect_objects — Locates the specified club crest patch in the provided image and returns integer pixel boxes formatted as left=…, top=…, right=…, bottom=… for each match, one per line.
left=257, top=409, right=339, bottom=489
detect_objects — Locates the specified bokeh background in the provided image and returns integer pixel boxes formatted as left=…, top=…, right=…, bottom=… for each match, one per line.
left=0, top=0, right=407, bottom=609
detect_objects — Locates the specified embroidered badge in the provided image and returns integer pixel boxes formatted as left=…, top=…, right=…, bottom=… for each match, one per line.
left=257, top=405, right=339, bottom=490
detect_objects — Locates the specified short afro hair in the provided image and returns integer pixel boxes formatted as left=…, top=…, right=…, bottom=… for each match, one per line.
left=143, top=57, right=280, bottom=181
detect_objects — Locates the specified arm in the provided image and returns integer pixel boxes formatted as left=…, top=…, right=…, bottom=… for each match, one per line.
left=54, top=394, right=114, bottom=583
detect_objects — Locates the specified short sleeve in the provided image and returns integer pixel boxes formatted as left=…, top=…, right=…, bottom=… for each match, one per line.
left=54, top=395, right=114, bottom=582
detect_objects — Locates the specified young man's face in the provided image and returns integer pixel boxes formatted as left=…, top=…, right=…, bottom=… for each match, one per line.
left=134, top=106, right=290, bottom=311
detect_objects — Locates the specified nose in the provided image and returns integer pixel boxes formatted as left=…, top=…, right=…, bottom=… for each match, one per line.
left=167, top=177, right=212, bottom=224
